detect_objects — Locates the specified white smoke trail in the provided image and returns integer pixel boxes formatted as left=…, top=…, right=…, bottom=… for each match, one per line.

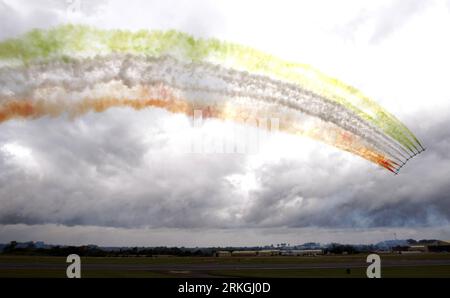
left=0, top=54, right=412, bottom=171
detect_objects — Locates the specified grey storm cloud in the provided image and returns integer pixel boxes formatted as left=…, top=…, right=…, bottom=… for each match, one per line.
left=240, top=111, right=450, bottom=229
left=0, top=109, right=249, bottom=229
left=1, top=107, right=449, bottom=230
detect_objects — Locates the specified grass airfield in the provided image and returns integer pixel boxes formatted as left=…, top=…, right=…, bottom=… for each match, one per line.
left=1, top=253, right=450, bottom=278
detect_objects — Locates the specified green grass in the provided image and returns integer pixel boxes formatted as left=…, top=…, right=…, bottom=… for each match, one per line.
left=211, top=268, right=367, bottom=278
left=381, top=265, right=450, bottom=278
left=3, top=266, right=448, bottom=278
left=1, top=254, right=450, bottom=278
left=0, top=268, right=170, bottom=278
left=210, top=266, right=450, bottom=278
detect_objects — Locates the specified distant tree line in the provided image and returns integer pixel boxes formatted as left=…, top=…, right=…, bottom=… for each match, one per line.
left=0, top=241, right=403, bottom=257
left=1, top=241, right=214, bottom=257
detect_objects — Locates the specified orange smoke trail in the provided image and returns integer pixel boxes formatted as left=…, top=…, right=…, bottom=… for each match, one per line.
left=0, top=97, right=193, bottom=122
left=0, top=95, right=396, bottom=171
left=0, top=101, right=37, bottom=122
left=283, top=118, right=397, bottom=172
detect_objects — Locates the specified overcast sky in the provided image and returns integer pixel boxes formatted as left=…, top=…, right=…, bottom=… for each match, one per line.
left=1, top=0, right=450, bottom=246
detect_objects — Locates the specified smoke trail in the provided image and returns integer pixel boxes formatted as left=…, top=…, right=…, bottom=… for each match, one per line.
left=0, top=88, right=398, bottom=172
left=0, top=26, right=424, bottom=172
left=0, top=25, right=421, bottom=150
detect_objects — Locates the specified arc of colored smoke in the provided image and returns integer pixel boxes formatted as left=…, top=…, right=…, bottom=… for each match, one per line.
left=0, top=25, right=424, bottom=173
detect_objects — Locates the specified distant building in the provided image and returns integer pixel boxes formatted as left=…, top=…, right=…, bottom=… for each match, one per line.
left=231, top=251, right=258, bottom=257
left=408, top=245, right=428, bottom=252
left=216, top=250, right=281, bottom=257
left=395, top=240, right=450, bottom=253
left=215, top=251, right=231, bottom=257
left=281, top=249, right=323, bottom=256
left=400, top=250, right=424, bottom=254
left=427, top=240, right=450, bottom=252
left=257, top=250, right=280, bottom=256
